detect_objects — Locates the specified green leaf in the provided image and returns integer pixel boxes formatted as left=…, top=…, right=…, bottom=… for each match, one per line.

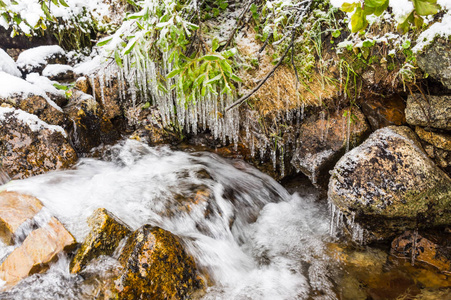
left=51, top=0, right=59, bottom=6
left=203, top=54, right=221, bottom=61
left=231, top=74, right=243, bottom=82
left=220, top=1, right=228, bottom=10
left=114, top=50, right=123, bottom=68
left=167, top=68, right=184, bottom=78
left=53, top=83, right=69, bottom=91
left=221, top=48, right=237, bottom=59
left=206, top=74, right=222, bottom=84
left=96, top=37, right=112, bottom=47
left=365, top=0, right=388, bottom=8
left=413, top=0, right=440, bottom=16
left=219, top=59, right=232, bottom=75
left=41, top=2, right=54, bottom=21
left=123, top=39, right=137, bottom=55
left=350, top=7, right=368, bottom=32
left=332, top=30, right=341, bottom=38
left=402, top=40, right=411, bottom=49
left=341, top=2, right=358, bottom=13
left=59, top=0, right=70, bottom=7
left=212, top=38, right=219, bottom=52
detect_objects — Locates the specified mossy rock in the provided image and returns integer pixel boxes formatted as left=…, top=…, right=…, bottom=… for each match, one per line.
left=328, top=126, right=451, bottom=242
left=70, top=208, right=132, bottom=274
left=111, top=225, right=204, bottom=299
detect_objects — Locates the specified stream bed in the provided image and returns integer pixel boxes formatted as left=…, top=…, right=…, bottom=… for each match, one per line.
left=0, top=140, right=449, bottom=299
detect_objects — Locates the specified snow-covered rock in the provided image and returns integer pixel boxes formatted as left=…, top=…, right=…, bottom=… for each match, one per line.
left=0, top=49, right=21, bottom=77
left=328, top=126, right=451, bottom=242
left=0, top=71, right=65, bottom=125
left=16, top=45, right=66, bottom=74
left=42, top=64, right=74, bottom=81
left=0, top=107, right=77, bottom=180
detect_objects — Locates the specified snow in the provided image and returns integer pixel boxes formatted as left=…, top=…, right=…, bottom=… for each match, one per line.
left=0, top=49, right=22, bottom=77
left=16, top=45, right=65, bottom=71
left=25, top=73, right=65, bottom=97
left=413, top=12, right=451, bottom=52
left=0, top=106, right=67, bottom=137
left=0, top=71, right=63, bottom=112
left=42, top=64, right=73, bottom=77
left=73, top=55, right=102, bottom=75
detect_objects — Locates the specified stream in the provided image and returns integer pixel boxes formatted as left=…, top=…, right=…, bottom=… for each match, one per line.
left=0, top=140, right=449, bottom=299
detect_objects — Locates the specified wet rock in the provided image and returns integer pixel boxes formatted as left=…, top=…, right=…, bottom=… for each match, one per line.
left=291, top=108, right=370, bottom=188
left=405, top=94, right=451, bottom=130
left=42, top=64, right=74, bottom=81
left=89, top=75, right=122, bottom=120
left=0, top=191, right=43, bottom=245
left=130, top=109, right=178, bottom=146
left=0, top=216, right=76, bottom=287
left=423, top=144, right=451, bottom=172
left=0, top=49, right=21, bottom=77
left=415, top=127, right=451, bottom=151
left=16, top=45, right=66, bottom=75
left=65, top=90, right=120, bottom=154
left=391, top=231, right=451, bottom=274
left=360, top=94, right=407, bottom=130
left=416, top=38, right=451, bottom=90
left=24, top=73, right=68, bottom=108
left=74, top=76, right=90, bottom=94
left=0, top=72, right=65, bottom=126
left=70, top=208, right=132, bottom=274
left=112, top=225, right=204, bottom=299
left=328, top=126, right=451, bottom=241
left=0, top=107, right=77, bottom=180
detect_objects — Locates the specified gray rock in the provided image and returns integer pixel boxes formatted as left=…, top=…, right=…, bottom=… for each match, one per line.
left=417, top=38, right=451, bottom=90
left=405, top=94, right=451, bottom=130
left=328, top=126, right=451, bottom=242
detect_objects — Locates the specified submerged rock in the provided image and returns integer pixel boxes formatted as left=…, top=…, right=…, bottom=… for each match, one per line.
left=0, top=191, right=43, bottom=245
left=291, top=107, right=369, bottom=188
left=405, top=94, right=451, bottom=130
left=328, top=126, right=451, bottom=241
left=112, top=225, right=204, bottom=299
left=391, top=231, right=451, bottom=274
left=70, top=208, right=131, bottom=274
left=0, top=216, right=76, bottom=288
left=416, top=38, right=451, bottom=90
left=0, top=107, right=77, bottom=180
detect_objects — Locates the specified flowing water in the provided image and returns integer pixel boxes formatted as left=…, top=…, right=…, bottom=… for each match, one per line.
left=0, top=140, right=449, bottom=299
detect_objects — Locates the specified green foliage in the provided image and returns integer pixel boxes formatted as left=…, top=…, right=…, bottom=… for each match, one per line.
left=341, top=0, right=440, bottom=33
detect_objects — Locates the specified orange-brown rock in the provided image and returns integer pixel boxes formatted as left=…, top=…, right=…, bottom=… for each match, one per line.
left=0, top=107, right=78, bottom=180
left=0, top=217, right=76, bottom=287
left=416, top=127, right=451, bottom=151
left=89, top=75, right=122, bottom=120
left=0, top=191, right=43, bottom=245
left=112, top=225, right=204, bottom=299
left=70, top=208, right=131, bottom=274
left=74, top=76, right=91, bottom=94
left=360, top=94, right=407, bottom=130
left=391, top=231, right=451, bottom=274
left=291, top=107, right=370, bottom=188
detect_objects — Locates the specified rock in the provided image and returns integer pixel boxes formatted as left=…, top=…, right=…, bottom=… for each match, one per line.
left=16, top=45, right=66, bottom=75
left=129, top=109, right=178, bottom=146
left=0, top=71, right=65, bottom=126
left=74, top=76, right=90, bottom=94
left=112, top=225, right=203, bottom=299
left=64, top=90, right=120, bottom=154
left=328, top=126, right=451, bottom=241
left=0, top=49, right=21, bottom=77
left=70, top=208, right=132, bottom=274
left=89, top=75, right=122, bottom=120
left=0, top=216, right=76, bottom=287
left=416, top=38, right=451, bottom=90
left=25, top=73, right=68, bottom=108
left=415, top=126, right=451, bottom=151
left=42, top=64, right=74, bottom=81
left=360, top=94, right=407, bottom=130
left=391, top=231, right=451, bottom=274
left=0, top=191, right=43, bottom=245
left=291, top=108, right=370, bottom=188
left=0, top=107, right=77, bottom=180
left=405, top=94, right=451, bottom=130
left=423, top=144, right=451, bottom=172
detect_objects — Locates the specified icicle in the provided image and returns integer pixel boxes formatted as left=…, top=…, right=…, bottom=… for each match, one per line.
left=89, top=75, right=96, bottom=102
left=99, top=73, right=105, bottom=105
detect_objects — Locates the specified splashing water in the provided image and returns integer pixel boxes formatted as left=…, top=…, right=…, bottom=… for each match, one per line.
left=0, top=140, right=335, bottom=299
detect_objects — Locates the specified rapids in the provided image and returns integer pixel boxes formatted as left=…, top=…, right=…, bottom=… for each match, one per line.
left=0, top=140, right=335, bottom=299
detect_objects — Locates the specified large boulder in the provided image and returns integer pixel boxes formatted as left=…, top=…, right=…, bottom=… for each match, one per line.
left=328, top=126, right=451, bottom=242
left=0, top=106, right=77, bottom=180
left=416, top=38, right=451, bottom=90
left=0, top=216, right=76, bottom=288
left=291, top=107, right=370, bottom=188
left=0, top=191, right=43, bottom=245
left=112, top=225, right=204, bottom=299
left=70, top=208, right=131, bottom=274
left=405, top=94, right=451, bottom=130
left=0, top=71, right=65, bottom=126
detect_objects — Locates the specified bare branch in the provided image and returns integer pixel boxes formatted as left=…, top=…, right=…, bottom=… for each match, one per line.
left=221, top=0, right=255, bottom=50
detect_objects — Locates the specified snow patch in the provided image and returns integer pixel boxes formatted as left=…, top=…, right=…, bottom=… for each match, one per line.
left=0, top=49, right=22, bottom=77
left=413, top=13, right=451, bottom=52
left=16, top=45, right=65, bottom=71
left=0, top=107, right=67, bottom=137
left=25, top=73, right=65, bottom=97
left=42, top=64, right=73, bottom=77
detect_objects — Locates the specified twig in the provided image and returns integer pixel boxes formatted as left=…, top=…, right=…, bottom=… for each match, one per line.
left=225, top=39, right=295, bottom=112
left=221, top=0, right=254, bottom=50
